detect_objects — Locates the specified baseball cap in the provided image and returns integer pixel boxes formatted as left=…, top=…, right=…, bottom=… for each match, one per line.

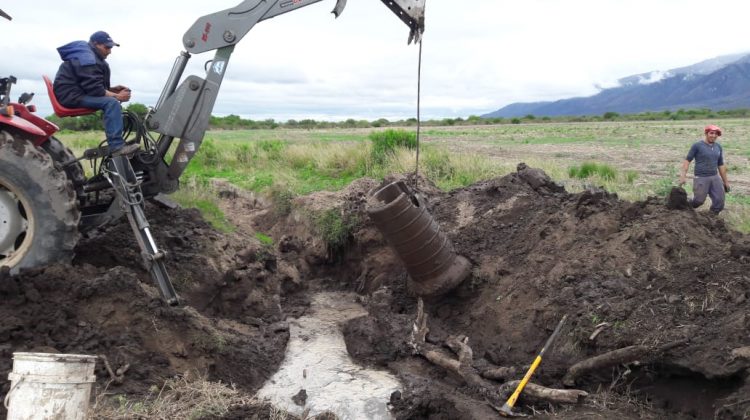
left=89, top=31, right=120, bottom=48
left=704, top=124, right=722, bottom=136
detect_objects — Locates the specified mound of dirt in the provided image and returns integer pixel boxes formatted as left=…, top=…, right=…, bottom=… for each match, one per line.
left=1, top=165, right=748, bottom=419
left=339, top=166, right=750, bottom=419
left=0, top=206, right=294, bottom=417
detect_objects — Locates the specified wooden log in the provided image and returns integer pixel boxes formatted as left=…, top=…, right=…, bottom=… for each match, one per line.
left=481, top=366, right=517, bottom=381
left=499, top=381, right=588, bottom=404
left=563, top=345, right=648, bottom=386
left=563, top=340, right=688, bottom=386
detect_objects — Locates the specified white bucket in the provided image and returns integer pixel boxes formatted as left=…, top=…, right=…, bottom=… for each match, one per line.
left=5, top=352, right=97, bottom=420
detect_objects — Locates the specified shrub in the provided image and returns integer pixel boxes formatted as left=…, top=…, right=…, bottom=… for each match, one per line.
left=597, top=164, right=616, bottom=181
left=311, top=209, right=359, bottom=261
left=269, top=185, right=296, bottom=216
left=369, top=129, right=417, bottom=164
left=625, top=170, right=638, bottom=184
left=422, top=148, right=454, bottom=181
left=235, top=143, right=256, bottom=164
left=194, top=139, right=221, bottom=167
left=569, top=162, right=617, bottom=181
left=126, top=102, right=148, bottom=119
left=603, top=111, right=619, bottom=120
left=257, top=139, right=284, bottom=160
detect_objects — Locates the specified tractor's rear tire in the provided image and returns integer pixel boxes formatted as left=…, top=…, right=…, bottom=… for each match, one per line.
left=0, top=130, right=80, bottom=274
left=41, top=135, right=86, bottom=191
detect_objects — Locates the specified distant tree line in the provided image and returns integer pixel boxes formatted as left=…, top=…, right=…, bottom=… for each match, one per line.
left=45, top=103, right=750, bottom=132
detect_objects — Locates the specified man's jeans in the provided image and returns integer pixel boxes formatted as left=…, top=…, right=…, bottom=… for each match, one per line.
left=78, top=95, right=124, bottom=150
left=692, top=174, right=725, bottom=213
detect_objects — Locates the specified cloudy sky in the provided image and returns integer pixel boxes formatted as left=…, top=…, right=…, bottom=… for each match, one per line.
left=2, top=0, right=749, bottom=121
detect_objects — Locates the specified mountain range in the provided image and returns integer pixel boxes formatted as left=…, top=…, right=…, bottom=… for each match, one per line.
left=482, top=53, right=750, bottom=118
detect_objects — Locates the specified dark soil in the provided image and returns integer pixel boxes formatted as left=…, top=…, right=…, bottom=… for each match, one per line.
left=343, top=168, right=750, bottom=419
left=0, top=207, right=291, bottom=410
left=1, top=165, right=749, bottom=419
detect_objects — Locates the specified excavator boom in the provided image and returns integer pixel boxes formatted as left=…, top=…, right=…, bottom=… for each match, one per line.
left=182, top=0, right=424, bottom=53
left=147, top=0, right=426, bottom=183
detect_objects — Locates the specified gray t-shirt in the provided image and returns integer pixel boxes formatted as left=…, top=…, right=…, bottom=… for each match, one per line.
left=686, top=140, right=724, bottom=177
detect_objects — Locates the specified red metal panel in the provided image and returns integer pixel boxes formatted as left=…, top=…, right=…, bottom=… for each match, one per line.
left=0, top=113, right=47, bottom=139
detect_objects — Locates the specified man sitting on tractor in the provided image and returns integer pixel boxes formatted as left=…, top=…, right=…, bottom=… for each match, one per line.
left=53, top=31, right=138, bottom=156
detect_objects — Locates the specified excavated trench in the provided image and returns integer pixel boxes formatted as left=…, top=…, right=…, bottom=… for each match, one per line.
left=257, top=292, right=400, bottom=419
left=629, top=364, right=745, bottom=419
left=1, top=167, right=749, bottom=419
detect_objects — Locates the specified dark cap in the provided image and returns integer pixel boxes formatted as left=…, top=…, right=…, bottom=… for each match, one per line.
left=89, top=31, right=120, bottom=48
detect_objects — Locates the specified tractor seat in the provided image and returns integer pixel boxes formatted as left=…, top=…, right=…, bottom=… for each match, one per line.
left=42, top=75, right=96, bottom=118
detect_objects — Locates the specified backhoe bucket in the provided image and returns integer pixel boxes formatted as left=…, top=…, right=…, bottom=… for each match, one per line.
left=333, top=0, right=425, bottom=43
left=380, top=0, right=426, bottom=44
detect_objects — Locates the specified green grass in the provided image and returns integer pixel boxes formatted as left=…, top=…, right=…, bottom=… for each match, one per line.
left=569, top=162, right=617, bottom=181
left=311, top=209, right=359, bottom=260
left=255, top=232, right=274, bottom=246
left=369, top=129, right=417, bottom=164
left=55, top=120, right=750, bottom=233
left=167, top=177, right=235, bottom=232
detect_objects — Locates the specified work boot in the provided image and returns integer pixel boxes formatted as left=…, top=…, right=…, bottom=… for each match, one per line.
left=111, top=143, right=140, bottom=157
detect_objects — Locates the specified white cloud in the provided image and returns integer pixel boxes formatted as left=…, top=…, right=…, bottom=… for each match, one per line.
left=2, top=0, right=750, bottom=121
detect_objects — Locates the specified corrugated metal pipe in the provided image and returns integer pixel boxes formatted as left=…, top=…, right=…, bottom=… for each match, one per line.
left=366, top=181, right=471, bottom=296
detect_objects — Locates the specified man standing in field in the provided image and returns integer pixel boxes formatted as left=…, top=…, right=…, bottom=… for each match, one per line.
left=678, top=124, right=730, bottom=214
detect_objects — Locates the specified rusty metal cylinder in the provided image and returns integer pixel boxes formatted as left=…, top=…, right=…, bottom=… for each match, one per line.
left=366, top=181, right=471, bottom=296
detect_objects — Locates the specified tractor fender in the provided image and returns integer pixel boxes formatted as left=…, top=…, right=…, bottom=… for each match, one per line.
left=0, top=112, right=47, bottom=140
left=13, top=103, right=59, bottom=146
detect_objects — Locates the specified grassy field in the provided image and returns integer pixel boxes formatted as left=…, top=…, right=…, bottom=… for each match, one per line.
left=57, top=119, right=750, bottom=232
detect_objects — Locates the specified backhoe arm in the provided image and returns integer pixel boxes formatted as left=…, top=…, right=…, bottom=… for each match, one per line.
left=145, top=0, right=425, bottom=185
left=183, top=0, right=425, bottom=53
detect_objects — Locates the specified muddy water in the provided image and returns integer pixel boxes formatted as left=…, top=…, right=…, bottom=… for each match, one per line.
left=256, top=292, right=401, bottom=419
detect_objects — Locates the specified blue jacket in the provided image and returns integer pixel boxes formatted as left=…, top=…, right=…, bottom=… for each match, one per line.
left=53, top=41, right=111, bottom=107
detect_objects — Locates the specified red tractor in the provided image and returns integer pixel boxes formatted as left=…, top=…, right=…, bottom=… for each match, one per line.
left=0, top=76, right=81, bottom=275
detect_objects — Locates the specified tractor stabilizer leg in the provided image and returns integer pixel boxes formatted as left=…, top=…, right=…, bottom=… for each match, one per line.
left=107, top=156, right=179, bottom=306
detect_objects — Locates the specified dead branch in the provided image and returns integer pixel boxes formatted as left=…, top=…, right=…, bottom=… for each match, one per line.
left=589, top=322, right=611, bottom=342
left=446, top=334, right=473, bottom=366
left=417, top=337, right=492, bottom=391
left=409, top=298, right=586, bottom=408
left=98, top=354, right=125, bottom=385
left=499, top=381, right=588, bottom=404
left=421, top=346, right=460, bottom=372
left=481, top=366, right=517, bottom=381
left=563, top=339, right=689, bottom=386
left=409, top=298, right=502, bottom=404
left=409, top=298, right=428, bottom=354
